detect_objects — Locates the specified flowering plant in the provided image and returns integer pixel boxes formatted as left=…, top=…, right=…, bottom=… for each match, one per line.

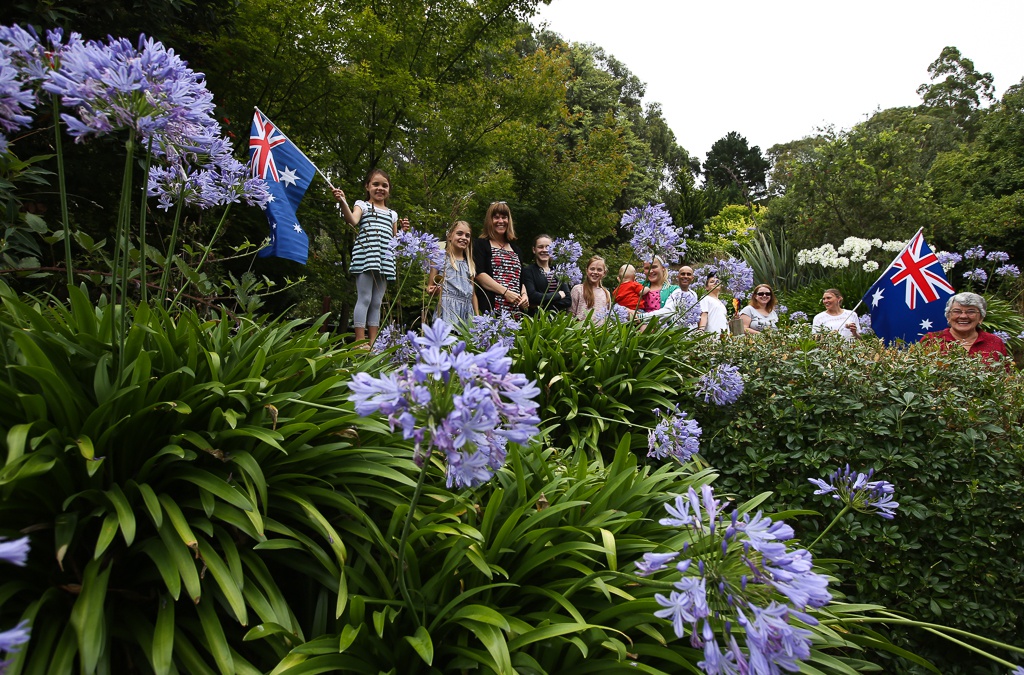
left=695, top=364, right=744, bottom=406
left=467, top=312, right=521, bottom=352
left=636, top=485, right=831, bottom=673
left=389, top=227, right=446, bottom=273
left=693, top=257, right=754, bottom=298
left=647, top=405, right=701, bottom=462
left=620, top=202, right=686, bottom=265
left=549, top=234, right=583, bottom=286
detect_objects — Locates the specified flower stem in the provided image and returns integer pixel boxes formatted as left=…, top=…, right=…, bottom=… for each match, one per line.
left=159, top=197, right=185, bottom=303
left=171, top=203, right=232, bottom=306
left=395, top=454, right=429, bottom=626
left=51, top=96, right=73, bottom=285
left=808, top=504, right=850, bottom=552
left=136, top=136, right=154, bottom=304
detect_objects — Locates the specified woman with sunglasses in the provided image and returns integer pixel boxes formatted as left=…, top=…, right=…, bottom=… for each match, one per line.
left=739, top=284, right=779, bottom=335
left=472, top=201, right=529, bottom=315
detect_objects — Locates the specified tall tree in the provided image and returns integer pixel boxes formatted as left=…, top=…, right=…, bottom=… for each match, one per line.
left=702, top=131, right=770, bottom=205
left=916, top=46, right=995, bottom=137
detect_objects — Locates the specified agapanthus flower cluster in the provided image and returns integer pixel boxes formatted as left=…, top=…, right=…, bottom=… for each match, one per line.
left=695, top=364, right=744, bottom=406
left=674, top=295, right=702, bottom=328
left=862, top=260, right=879, bottom=273
left=348, top=320, right=540, bottom=488
left=796, top=243, right=850, bottom=269
left=995, top=264, right=1020, bottom=278
left=0, top=535, right=30, bottom=669
left=148, top=151, right=271, bottom=210
left=963, top=246, right=986, bottom=261
left=789, top=311, right=808, bottom=322
left=880, top=240, right=906, bottom=253
left=985, top=250, right=1009, bottom=263
left=809, top=465, right=898, bottom=520
left=596, top=303, right=632, bottom=324
left=993, top=330, right=1011, bottom=344
left=648, top=405, right=701, bottom=462
left=776, top=305, right=789, bottom=315
left=468, top=312, right=521, bottom=352
left=549, top=234, right=583, bottom=286
left=636, top=485, right=831, bottom=674
left=621, top=202, right=686, bottom=264
left=372, top=324, right=419, bottom=365
left=935, top=251, right=962, bottom=272
left=388, top=228, right=446, bottom=273
left=963, top=268, right=987, bottom=283
left=694, top=257, right=754, bottom=297
left=858, top=314, right=873, bottom=334
left=836, top=236, right=881, bottom=263
left=0, top=536, right=29, bottom=566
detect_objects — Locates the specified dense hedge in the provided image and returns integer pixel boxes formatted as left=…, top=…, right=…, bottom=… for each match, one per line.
left=686, top=325, right=1024, bottom=673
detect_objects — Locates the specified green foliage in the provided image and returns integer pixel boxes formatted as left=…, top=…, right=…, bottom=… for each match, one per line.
left=687, top=204, right=763, bottom=263
left=702, top=131, right=770, bottom=204
left=507, top=312, right=702, bottom=456
left=0, top=282, right=398, bottom=673
left=687, top=326, right=1024, bottom=671
left=916, top=46, right=995, bottom=136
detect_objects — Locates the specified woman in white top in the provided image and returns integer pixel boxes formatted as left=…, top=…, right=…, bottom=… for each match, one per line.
left=698, top=273, right=730, bottom=334
left=739, top=284, right=779, bottom=335
left=812, top=288, right=859, bottom=340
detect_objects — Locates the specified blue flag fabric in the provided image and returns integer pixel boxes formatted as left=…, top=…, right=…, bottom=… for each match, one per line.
left=862, top=230, right=955, bottom=345
left=249, top=110, right=315, bottom=264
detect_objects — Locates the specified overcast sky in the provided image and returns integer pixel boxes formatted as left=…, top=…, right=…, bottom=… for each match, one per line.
left=533, top=0, right=1024, bottom=164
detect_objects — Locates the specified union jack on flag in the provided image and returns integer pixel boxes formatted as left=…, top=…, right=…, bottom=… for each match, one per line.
left=862, top=229, right=956, bottom=346
left=249, top=113, right=288, bottom=182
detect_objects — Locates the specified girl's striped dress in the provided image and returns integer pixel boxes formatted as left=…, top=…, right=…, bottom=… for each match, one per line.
left=351, top=200, right=397, bottom=280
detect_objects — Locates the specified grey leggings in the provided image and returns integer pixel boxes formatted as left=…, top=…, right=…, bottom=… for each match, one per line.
left=353, top=271, right=387, bottom=328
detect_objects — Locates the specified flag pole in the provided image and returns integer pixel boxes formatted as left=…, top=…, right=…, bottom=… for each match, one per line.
left=253, top=107, right=335, bottom=190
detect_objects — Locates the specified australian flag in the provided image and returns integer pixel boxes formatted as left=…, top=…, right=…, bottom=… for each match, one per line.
left=249, top=110, right=315, bottom=264
left=862, top=229, right=955, bottom=345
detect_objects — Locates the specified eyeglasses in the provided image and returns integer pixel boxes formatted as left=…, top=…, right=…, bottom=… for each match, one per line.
left=755, top=292, right=772, bottom=297
left=949, top=308, right=980, bottom=317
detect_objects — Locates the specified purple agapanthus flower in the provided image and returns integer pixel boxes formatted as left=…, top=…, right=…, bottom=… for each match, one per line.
left=859, top=314, right=873, bottom=334
left=963, top=268, right=988, bottom=283
left=995, top=264, right=1020, bottom=278
left=674, top=295, right=702, bottom=328
left=776, top=305, right=789, bottom=315
left=935, top=251, right=962, bottom=271
left=637, top=485, right=831, bottom=674
left=993, top=331, right=1011, bottom=344
left=388, top=228, right=445, bottom=273
left=986, top=251, right=1010, bottom=263
left=621, top=203, right=686, bottom=264
left=549, top=234, right=583, bottom=286
left=0, top=619, right=30, bottom=655
left=694, top=257, right=754, bottom=297
left=789, top=311, right=808, bottom=322
left=372, top=324, right=419, bottom=365
left=348, top=319, right=540, bottom=489
left=809, top=465, right=899, bottom=519
left=0, top=536, right=29, bottom=566
left=695, top=364, right=744, bottom=406
left=648, top=405, right=702, bottom=462
left=963, top=246, right=986, bottom=261
left=468, top=313, right=521, bottom=352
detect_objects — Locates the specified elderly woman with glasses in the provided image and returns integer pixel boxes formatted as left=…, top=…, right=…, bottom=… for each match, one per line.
left=739, top=283, right=779, bottom=335
left=922, top=292, right=1008, bottom=363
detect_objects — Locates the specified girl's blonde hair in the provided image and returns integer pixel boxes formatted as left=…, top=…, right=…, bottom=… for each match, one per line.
left=582, top=256, right=608, bottom=309
left=446, top=220, right=476, bottom=277
left=482, top=201, right=515, bottom=242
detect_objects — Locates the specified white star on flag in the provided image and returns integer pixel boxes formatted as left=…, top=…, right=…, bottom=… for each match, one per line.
left=293, top=223, right=304, bottom=233
left=280, top=166, right=299, bottom=187
left=920, top=319, right=933, bottom=330
left=871, top=287, right=884, bottom=307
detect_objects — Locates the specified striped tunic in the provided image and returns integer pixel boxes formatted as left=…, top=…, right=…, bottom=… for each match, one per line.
left=350, top=200, right=398, bottom=280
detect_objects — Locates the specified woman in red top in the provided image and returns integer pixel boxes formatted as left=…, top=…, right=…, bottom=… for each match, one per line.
left=921, top=292, right=1008, bottom=365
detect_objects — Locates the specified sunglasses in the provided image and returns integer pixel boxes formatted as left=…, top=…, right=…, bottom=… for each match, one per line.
left=755, top=291, right=772, bottom=297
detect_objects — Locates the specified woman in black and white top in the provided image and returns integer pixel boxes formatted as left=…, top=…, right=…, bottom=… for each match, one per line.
left=472, top=201, right=529, bottom=315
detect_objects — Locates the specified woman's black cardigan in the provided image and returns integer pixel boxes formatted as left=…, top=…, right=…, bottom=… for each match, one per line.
left=522, top=264, right=572, bottom=314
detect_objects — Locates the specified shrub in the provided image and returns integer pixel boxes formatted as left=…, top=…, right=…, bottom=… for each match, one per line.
left=506, top=312, right=703, bottom=456
left=686, top=325, right=1024, bottom=672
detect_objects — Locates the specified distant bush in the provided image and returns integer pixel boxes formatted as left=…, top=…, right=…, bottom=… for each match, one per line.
left=686, top=325, right=1024, bottom=672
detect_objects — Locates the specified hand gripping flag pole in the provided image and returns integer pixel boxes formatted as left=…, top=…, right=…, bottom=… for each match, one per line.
left=249, top=107, right=333, bottom=264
